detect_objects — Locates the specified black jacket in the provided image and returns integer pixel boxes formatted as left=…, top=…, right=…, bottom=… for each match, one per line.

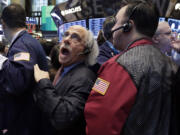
left=34, top=63, right=97, bottom=135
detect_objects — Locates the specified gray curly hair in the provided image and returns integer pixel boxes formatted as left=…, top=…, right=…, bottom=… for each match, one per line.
left=84, top=30, right=99, bottom=66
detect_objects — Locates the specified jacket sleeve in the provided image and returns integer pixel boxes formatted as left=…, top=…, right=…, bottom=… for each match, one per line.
left=97, top=45, right=112, bottom=65
left=97, top=51, right=109, bottom=65
left=0, top=40, right=41, bottom=95
left=84, top=61, right=137, bottom=135
left=34, top=77, right=95, bottom=131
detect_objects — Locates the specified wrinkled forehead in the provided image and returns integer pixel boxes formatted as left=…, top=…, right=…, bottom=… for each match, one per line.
left=67, top=25, right=88, bottom=39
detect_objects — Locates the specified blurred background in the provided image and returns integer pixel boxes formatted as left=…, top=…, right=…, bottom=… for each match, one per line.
left=0, top=0, right=179, bottom=42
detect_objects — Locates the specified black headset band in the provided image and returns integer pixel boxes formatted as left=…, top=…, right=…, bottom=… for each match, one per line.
left=111, top=25, right=125, bottom=34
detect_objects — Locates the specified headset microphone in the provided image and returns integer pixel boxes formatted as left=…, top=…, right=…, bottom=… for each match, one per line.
left=111, top=25, right=125, bottom=34
left=78, top=48, right=90, bottom=56
left=110, top=22, right=132, bottom=36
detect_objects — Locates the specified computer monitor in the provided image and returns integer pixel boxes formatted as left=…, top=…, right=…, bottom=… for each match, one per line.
left=41, top=6, right=57, bottom=31
left=58, top=20, right=86, bottom=41
left=0, top=24, right=4, bottom=42
left=89, top=18, right=106, bottom=38
left=168, top=18, right=180, bottom=33
left=26, top=17, right=37, bottom=33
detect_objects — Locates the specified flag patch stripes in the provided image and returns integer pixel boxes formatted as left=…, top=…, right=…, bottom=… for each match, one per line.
left=92, top=77, right=110, bottom=95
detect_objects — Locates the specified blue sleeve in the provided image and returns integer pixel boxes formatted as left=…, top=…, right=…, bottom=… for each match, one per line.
left=97, top=51, right=111, bottom=65
left=97, top=44, right=113, bottom=65
left=1, top=58, right=34, bottom=95
left=0, top=37, right=47, bottom=95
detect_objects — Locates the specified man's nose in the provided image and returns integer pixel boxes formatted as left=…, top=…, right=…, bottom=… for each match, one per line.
left=63, top=38, right=70, bottom=45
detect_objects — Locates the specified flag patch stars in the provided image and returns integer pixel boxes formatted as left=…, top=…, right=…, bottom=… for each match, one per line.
left=92, top=77, right=110, bottom=95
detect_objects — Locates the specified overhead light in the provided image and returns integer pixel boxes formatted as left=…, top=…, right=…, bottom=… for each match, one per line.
left=175, top=3, right=180, bottom=10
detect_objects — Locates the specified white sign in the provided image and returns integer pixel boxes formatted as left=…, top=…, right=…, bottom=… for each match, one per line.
left=61, top=6, right=82, bottom=16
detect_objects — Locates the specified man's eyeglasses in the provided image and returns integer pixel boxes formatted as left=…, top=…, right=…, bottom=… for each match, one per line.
left=62, top=32, right=82, bottom=42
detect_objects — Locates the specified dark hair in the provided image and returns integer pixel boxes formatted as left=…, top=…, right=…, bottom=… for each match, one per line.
left=0, top=42, right=5, bottom=53
left=49, top=45, right=61, bottom=70
left=39, top=38, right=57, bottom=56
left=120, top=0, right=134, bottom=8
left=124, top=0, right=159, bottom=37
left=97, top=30, right=105, bottom=46
left=1, top=3, right=26, bottom=28
left=103, top=16, right=116, bottom=40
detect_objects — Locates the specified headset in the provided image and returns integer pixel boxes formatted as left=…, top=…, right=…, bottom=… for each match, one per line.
left=82, top=47, right=91, bottom=55
left=79, top=42, right=94, bottom=55
left=78, top=47, right=90, bottom=56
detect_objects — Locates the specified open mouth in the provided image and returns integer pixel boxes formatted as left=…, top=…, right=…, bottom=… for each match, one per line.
left=61, top=47, right=70, bottom=56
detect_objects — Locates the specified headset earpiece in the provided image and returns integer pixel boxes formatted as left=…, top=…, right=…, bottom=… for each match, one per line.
left=83, top=48, right=90, bottom=55
left=123, top=21, right=132, bottom=32
left=79, top=47, right=90, bottom=55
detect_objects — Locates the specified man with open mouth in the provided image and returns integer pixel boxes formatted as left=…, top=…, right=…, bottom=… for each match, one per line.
left=33, top=25, right=99, bottom=135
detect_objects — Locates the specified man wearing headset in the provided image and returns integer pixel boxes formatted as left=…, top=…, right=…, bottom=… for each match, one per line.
left=84, top=1, right=179, bottom=135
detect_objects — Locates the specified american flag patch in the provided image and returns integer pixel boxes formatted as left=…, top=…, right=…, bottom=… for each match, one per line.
left=92, top=77, right=110, bottom=95
left=14, top=52, right=30, bottom=61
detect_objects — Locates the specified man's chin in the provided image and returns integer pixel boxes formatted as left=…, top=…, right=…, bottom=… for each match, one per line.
left=59, top=59, right=70, bottom=66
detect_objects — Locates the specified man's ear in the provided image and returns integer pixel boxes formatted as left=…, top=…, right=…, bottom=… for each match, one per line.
left=152, top=35, right=160, bottom=44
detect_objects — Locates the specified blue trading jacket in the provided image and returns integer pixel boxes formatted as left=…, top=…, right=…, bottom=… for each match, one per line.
left=97, top=41, right=119, bottom=65
left=0, top=31, right=50, bottom=135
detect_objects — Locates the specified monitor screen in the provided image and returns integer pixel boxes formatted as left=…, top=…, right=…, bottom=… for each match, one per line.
left=89, top=18, right=105, bottom=38
left=26, top=17, right=37, bottom=33
left=168, top=18, right=180, bottom=33
left=58, top=20, right=86, bottom=41
left=41, top=6, right=57, bottom=31
left=0, top=24, right=3, bottom=42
